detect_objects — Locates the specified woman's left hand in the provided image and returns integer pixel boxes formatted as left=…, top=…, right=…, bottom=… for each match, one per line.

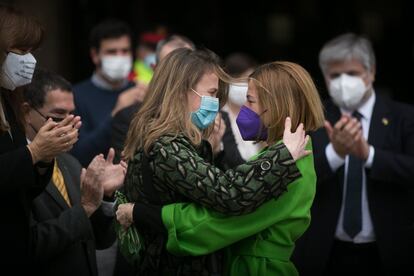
left=116, top=203, right=135, bottom=229
left=283, top=117, right=311, bottom=161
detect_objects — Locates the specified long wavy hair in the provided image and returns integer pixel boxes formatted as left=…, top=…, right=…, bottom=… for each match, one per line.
left=250, top=61, right=325, bottom=143
left=0, top=4, right=44, bottom=132
left=123, top=48, right=232, bottom=159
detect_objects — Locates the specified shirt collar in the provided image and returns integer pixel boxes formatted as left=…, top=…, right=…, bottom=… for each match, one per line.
left=341, top=90, right=376, bottom=120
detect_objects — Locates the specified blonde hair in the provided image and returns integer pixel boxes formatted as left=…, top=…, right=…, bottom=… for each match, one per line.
left=123, top=48, right=232, bottom=159
left=250, top=61, right=325, bottom=143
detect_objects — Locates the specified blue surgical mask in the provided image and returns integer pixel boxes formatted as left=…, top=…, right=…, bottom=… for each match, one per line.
left=190, top=88, right=219, bottom=130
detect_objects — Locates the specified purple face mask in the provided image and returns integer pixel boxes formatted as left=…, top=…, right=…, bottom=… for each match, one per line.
left=236, top=105, right=268, bottom=141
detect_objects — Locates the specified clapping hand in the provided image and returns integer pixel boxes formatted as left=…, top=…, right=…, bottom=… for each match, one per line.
left=28, top=115, right=82, bottom=163
left=80, top=154, right=105, bottom=217
left=324, top=115, right=363, bottom=159
left=101, top=148, right=128, bottom=197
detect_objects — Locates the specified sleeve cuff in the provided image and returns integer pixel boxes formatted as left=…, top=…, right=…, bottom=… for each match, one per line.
left=364, top=145, right=375, bottom=168
left=100, top=201, right=116, bottom=217
left=326, top=143, right=345, bottom=171
left=133, top=202, right=166, bottom=236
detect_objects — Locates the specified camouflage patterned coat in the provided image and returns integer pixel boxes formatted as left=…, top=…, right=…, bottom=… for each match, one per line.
left=124, top=134, right=301, bottom=275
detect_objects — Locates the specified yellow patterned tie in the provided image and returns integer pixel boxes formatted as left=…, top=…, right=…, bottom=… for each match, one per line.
left=52, top=160, right=71, bottom=207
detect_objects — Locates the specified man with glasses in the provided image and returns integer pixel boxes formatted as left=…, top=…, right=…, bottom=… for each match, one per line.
left=22, top=68, right=126, bottom=275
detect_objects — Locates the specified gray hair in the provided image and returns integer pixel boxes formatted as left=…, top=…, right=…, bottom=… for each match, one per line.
left=319, top=33, right=376, bottom=75
left=155, top=34, right=195, bottom=64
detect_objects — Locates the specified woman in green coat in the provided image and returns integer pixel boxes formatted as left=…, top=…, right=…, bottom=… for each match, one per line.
left=156, top=62, right=325, bottom=275
left=117, top=50, right=321, bottom=274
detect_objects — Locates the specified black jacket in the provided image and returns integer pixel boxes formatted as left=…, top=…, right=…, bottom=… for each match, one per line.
left=215, top=111, right=245, bottom=169
left=292, top=94, right=414, bottom=275
left=0, top=95, right=51, bottom=269
left=31, top=153, right=115, bottom=276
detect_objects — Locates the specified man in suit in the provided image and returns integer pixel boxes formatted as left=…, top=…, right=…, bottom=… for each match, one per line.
left=292, top=33, right=414, bottom=275
left=22, top=69, right=127, bottom=275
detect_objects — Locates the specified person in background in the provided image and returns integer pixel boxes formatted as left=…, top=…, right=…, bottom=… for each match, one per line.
left=71, top=19, right=146, bottom=166
left=0, top=4, right=80, bottom=269
left=111, top=34, right=195, bottom=161
left=155, top=34, right=195, bottom=63
left=129, top=30, right=165, bottom=85
left=292, top=33, right=414, bottom=275
left=219, top=52, right=262, bottom=169
left=22, top=68, right=126, bottom=275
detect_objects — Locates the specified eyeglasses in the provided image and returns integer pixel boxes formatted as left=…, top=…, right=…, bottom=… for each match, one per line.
left=32, top=108, right=65, bottom=123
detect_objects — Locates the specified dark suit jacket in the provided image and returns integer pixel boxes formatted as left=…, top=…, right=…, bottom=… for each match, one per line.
left=31, top=153, right=115, bottom=276
left=292, top=94, right=414, bottom=275
left=0, top=94, right=51, bottom=269
left=215, top=111, right=245, bottom=169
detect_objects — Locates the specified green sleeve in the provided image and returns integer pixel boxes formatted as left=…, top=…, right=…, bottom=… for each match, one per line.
left=153, top=139, right=301, bottom=215
left=161, top=147, right=316, bottom=256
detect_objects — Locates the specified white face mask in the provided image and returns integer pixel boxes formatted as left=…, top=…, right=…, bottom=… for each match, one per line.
left=328, top=74, right=369, bottom=110
left=101, top=55, right=132, bottom=81
left=228, top=83, right=248, bottom=106
left=0, top=52, right=37, bottom=91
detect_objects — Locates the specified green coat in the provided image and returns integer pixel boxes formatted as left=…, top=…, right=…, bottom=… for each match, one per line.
left=123, top=134, right=301, bottom=274
left=161, top=142, right=316, bottom=275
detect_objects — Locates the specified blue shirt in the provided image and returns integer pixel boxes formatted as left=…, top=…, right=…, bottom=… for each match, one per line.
left=71, top=73, right=133, bottom=166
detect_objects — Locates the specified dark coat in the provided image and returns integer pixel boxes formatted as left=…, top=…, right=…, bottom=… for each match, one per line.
left=293, top=95, right=414, bottom=275
left=0, top=95, right=51, bottom=269
left=31, top=153, right=115, bottom=276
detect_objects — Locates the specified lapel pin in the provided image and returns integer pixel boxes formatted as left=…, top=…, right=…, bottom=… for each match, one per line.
left=382, top=118, right=389, bottom=126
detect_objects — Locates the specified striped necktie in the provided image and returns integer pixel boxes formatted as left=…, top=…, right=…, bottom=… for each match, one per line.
left=52, top=161, right=71, bottom=206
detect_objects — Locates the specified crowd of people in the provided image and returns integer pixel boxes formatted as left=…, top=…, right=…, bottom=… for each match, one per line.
left=1, top=3, right=413, bottom=276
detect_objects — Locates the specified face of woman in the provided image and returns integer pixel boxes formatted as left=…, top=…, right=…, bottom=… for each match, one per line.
left=245, top=80, right=264, bottom=117
left=1, top=47, right=36, bottom=91
left=188, top=71, right=219, bottom=112
left=1, top=48, right=31, bottom=66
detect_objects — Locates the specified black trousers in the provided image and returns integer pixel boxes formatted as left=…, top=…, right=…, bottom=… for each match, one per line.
left=324, top=240, right=384, bottom=276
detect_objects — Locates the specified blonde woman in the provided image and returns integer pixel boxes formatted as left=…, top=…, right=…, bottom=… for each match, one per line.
left=116, top=49, right=310, bottom=274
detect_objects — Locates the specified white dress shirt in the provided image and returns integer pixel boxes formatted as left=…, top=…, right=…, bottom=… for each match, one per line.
left=325, top=92, right=376, bottom=243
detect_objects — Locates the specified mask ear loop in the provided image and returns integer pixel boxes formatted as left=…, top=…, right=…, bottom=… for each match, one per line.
left=191, top=88, right=202, bottom=97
